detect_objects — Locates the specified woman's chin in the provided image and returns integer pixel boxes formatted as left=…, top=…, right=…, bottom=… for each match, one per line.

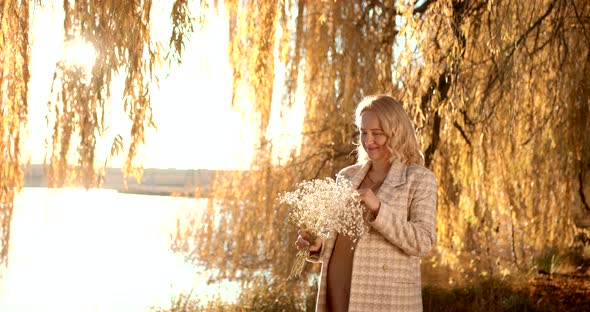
left=367, top=153, right=391, bottom=162
left=367, top=154, right=384, bottom=161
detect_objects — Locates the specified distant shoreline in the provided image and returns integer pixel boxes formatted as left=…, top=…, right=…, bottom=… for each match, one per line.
left=22, top=164, right=220, bottom=197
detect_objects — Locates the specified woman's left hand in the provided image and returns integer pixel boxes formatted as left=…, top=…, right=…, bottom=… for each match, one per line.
left=357, top=188, right=381, bottom=216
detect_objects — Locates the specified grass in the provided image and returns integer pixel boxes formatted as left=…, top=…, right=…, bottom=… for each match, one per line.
left=423, top=277, right=534, bottom=312
left=152, top=244, right=590, bottom=311
left=152, top=272, right=589, bottom=312
left=150, top=276, right=317, bottom=312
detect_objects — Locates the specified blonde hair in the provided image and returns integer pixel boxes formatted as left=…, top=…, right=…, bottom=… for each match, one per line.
left=355, top=95, right=425, bottom=166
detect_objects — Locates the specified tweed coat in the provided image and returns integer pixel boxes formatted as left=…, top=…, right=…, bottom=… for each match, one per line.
left=308, top=159, right=437, bottom=312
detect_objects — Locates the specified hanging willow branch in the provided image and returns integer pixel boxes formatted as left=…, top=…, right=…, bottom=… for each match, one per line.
left=0, top=0, right=200, bottom=267
left=42, top=0, right=205, bottom=188
left=0, top=0, right=31, bottom=267
left=46, top=0, right=160, bottom=187
left=173, top=0, right=590, bottom=286
left=178, top=0, right=414, bottom=281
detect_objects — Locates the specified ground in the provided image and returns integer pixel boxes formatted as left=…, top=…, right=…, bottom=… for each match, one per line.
left=528, top=272, right=590, bottom=311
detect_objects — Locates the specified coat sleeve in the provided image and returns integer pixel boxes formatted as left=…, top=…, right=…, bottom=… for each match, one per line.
left=369, top=170, right=437, bottom=257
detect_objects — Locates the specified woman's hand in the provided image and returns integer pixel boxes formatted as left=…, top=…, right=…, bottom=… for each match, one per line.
left=295, top=229, right=322, bottom=253
left=357, top=188, right=381, bottom=216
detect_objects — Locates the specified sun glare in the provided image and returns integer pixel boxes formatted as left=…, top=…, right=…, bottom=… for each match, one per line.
left=62, top=38, right=96, bottom=71
left=26, top=1, right=299, bottom=171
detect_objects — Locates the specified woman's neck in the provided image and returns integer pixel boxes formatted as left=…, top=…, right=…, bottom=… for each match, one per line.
left=369, top=160, right=392, bottom=178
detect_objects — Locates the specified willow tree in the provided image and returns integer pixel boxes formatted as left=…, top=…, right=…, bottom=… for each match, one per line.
left=0, top=0, right=31, bottom=267
left=173, top=0, right=436, bottom=284
left=394, top=0, right=590, bottom=277
left=175, top=0, right=590, bottom=288
left=0, top=0, right=199, bottom=266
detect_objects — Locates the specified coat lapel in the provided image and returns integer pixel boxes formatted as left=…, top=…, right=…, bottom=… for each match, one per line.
left=347, top=161, right=372, bottom=189
left=381, top=159, right=407, bottom=189
left=347, top=159, right=407, bottom=190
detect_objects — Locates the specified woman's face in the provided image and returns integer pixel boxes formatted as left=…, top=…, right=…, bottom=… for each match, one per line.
left=360, top=111, right=391, bottom=162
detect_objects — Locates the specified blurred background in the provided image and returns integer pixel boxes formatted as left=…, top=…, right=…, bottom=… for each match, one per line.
left=1, top=0, right=589, bottom=311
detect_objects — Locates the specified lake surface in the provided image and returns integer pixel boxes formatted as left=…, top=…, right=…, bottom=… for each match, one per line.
left=0, top=187, right=238, bottom=312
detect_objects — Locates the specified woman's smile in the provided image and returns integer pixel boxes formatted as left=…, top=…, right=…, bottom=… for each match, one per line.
left=360, top=111, right=391, bottom=162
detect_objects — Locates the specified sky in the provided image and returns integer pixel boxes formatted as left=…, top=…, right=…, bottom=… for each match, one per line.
left=23, top=1, right=278, bottom=170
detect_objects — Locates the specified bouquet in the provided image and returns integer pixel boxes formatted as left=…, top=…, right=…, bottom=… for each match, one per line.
left=278, top=176, right=367, bottom=280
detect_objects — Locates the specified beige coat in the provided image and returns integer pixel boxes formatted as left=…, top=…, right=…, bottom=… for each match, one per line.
left=309, top=160, right=437, bottom=312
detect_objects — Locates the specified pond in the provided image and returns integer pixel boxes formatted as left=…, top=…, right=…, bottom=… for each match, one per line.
left=0, top=187, right=238, bottom=311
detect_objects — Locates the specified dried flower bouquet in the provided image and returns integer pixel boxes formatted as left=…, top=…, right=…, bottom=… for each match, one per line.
left=279, top=176, right=366, bottom=280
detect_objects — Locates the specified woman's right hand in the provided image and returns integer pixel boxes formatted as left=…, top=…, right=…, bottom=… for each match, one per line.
left=295, top=229, right=322, bottom=253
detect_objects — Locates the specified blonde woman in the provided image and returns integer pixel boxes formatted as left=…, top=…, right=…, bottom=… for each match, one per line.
left=296, top=95, right=438, bottom=311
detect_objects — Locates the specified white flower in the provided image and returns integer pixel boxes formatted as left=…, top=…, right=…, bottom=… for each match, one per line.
left=279, top=176, right=367, bottom=279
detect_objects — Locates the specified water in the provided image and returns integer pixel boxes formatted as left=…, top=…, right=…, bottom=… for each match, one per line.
left=0, top=187, right=238, bottom=312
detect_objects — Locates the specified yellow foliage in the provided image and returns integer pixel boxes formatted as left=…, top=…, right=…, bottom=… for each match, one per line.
left=0, top=0, right=200, bottom=266
left=173, top=0, right=590, bottom=284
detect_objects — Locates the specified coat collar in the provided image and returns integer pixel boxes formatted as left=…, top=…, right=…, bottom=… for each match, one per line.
left=348, top=159, right=407, bottom=189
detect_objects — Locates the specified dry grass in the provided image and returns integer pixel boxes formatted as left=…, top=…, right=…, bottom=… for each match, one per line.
left=152, top=246, right=590, bottom=311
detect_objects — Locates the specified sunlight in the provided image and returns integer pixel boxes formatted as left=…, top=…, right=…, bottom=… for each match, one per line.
left=24, top=1, right=306, bottom=170
left=25, top=1, right=259, bottom=171
left=263, top=18, right=307, bottom=164
left=0, top=188, right=240, bottom=311
left=140, top=1, right=257, bottom=170
left=62, top=37, right=96, bottom=71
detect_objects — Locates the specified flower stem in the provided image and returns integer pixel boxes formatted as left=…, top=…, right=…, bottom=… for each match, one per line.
left=287, top=246, right=310, bottom=280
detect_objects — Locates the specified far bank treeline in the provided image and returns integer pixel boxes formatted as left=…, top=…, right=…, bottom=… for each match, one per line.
left=1, top=0, right=589, bottom=288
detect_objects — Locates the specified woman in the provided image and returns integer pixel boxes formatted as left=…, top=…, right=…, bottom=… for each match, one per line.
left=296, top=95, right=437, bottom=311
